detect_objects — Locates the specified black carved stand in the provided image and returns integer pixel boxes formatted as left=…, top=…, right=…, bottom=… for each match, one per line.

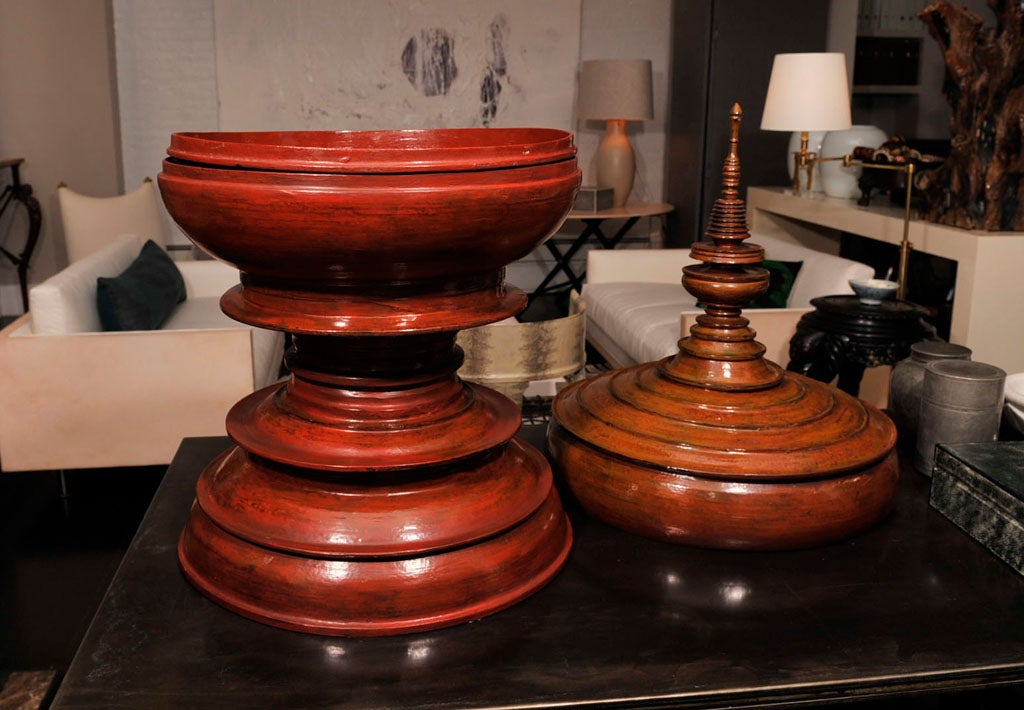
left=788, top=295, right=935, bottom=397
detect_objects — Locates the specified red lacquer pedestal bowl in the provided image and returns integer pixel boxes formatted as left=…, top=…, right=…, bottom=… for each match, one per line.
left=158, top=128, right=580, bottom=635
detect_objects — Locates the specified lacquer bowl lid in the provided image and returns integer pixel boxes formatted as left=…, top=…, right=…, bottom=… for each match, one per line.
left=166, top=127, right=577, bottom=173
left=158, top=128, right=580, bottom=284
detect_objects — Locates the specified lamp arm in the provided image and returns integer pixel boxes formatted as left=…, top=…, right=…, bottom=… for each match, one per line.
left=791, top=132, right=808, bottom=191
left=791, top=131, right=820, bottom=192
left=813, top=154, right=916, bottom=300
left=896, top=162, right=915, bottom=301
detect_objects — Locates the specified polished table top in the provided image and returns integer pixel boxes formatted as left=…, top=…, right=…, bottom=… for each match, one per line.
left=53, top=428, right=1024, bottom=708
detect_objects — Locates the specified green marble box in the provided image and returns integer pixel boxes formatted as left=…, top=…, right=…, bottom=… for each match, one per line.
left=930, top=441, right=1024, bottom=576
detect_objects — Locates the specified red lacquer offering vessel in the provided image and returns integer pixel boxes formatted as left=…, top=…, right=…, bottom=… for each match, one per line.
left=158, top=128, right=580, bottom=635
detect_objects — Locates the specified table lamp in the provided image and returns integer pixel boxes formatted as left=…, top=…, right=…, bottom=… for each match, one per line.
left=760, top=52, right=852, bottom=192
left=579, top=58, right=654, bottom=207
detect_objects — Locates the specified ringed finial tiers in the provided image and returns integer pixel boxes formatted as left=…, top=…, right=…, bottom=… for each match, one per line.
left=671, top=103, right=780, bottom=390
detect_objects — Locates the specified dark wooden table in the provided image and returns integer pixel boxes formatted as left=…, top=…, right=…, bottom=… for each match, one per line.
left=52, top=429, right=1024, bottom=709
left=788, top=295, right=935, bottom=397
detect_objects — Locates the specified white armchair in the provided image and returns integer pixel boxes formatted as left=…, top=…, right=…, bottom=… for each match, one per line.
left=57, top=179, right=169, bottom=262
left=582, top=233, right=875, bottom=369
left=0, top=235, right=285, bottom=471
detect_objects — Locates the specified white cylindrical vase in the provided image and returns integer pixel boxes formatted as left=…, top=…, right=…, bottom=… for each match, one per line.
left=820, top=125, right=888, bottom=199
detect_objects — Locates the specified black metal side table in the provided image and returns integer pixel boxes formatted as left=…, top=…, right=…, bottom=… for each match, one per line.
left=0, top=158, right=43, bottom=313
left=530, top=202, right=673, bottom=301
left=788, top=295, right=935, bottom=397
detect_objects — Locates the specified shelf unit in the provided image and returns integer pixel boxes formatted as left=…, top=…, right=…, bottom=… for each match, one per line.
left=747, top=186, right=1024, bottom=375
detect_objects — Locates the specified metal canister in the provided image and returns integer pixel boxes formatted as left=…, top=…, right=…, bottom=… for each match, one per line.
left=915, top=360, right=1006, bottom=476
left=888, top=340, right=972, bottom=449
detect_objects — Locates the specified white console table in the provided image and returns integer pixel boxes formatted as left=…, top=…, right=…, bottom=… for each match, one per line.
left=747, top=186, right=1024, bottom=376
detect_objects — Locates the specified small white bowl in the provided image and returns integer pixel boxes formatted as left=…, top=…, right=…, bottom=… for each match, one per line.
left=849, top=278, right=898, bottom=304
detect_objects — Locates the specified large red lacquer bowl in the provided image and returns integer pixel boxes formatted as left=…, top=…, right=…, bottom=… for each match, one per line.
left=158, top=128, right=581, bottom=288
left=161, top=128, right=580, bottom=636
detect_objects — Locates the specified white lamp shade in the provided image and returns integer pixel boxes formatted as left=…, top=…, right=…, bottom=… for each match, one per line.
left=760, top=53, right=852, bottom=132
left=579, top=59, right=654, bottom=121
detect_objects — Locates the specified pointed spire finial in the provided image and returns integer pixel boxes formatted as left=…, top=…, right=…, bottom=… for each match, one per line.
left=667, top=102, right=782, bottom=391
left=722, top=103, right=742, bottom=199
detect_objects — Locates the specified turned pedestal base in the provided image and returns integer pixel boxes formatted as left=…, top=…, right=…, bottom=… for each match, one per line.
left=180, top=440, right=571, bottom=635
left=176, top=329, right=573, bottom=636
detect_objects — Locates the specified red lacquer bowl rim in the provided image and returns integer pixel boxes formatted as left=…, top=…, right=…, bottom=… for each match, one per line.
left=166, top=127, right=577, bottom=174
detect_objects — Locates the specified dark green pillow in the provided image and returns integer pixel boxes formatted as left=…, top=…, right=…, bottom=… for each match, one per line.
left=97, top=240, right=186, bottom=331
left=747, top=260, right=803, bottom=308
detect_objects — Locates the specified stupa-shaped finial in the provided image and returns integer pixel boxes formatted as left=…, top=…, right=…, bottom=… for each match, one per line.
left=662, top=103, right=782, bottom=391
left=720, top=102, right=743, bottom=199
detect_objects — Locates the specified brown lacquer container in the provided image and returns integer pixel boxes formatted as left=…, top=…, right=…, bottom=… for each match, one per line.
left=550, top=106, right=899, bottom=550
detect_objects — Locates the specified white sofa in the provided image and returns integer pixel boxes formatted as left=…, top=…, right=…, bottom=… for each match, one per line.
left=0, top=235, right=285, bottom=471
left=582, top=232, right=875, bottom=370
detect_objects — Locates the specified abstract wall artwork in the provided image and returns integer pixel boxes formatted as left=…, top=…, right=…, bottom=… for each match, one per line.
left=214, top=0, right=581, bottom=131
left=113, top=0, right=582, bottom=245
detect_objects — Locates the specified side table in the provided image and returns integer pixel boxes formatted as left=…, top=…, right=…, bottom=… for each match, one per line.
left=531, top=201, right=673, bottom=300
left=0, top=158, right=42, bottom=312
left=788, top=295, right=935, bottom=397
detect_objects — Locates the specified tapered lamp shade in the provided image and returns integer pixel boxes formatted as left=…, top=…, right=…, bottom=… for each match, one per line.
left=760, top=53, right=852, bottom=132
left=579, top=59, right=654, bottom=121
left=579, top=59, right=654, bottom=206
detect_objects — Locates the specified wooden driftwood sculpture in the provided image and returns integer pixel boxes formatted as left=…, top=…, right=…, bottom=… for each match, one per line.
left=919, top=0, right=1024, bottom=231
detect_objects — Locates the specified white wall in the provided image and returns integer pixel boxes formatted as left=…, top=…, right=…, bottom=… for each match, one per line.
left=0, top=0, right=121, bottom=314
left=112, top=0, right=672, bottom=294
left=214, top=0, right=581, bottom=132
left=114, top=0, right=219, bottom=194
left=114, top=0, right=669, bottom=208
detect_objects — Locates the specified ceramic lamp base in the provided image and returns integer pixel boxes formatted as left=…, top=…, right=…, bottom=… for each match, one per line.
left=596, top=119, right=635, bottom=207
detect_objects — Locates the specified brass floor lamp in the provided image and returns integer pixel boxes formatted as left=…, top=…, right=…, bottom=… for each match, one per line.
left=812, top=155, right=916, bottom=300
